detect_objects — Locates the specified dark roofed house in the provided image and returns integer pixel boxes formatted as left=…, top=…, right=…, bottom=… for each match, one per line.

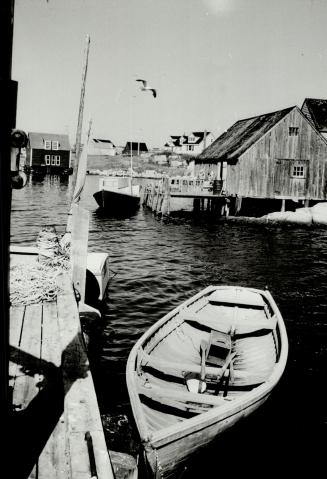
left=301, top=98, right=327, bottom=139
left=122, top=141, right=148, bottom=155
left=26, top=132, right=72, bottom=175
left=165, top=131, right=214, bottom=155
left=195, top=105, right=327, bottom=204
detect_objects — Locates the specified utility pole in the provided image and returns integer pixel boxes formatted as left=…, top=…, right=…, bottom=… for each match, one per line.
left=0, top=0, right=17, bottom=416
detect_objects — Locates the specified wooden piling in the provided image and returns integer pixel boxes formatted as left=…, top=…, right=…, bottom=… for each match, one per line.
left=161, top=178, right=171, bottom=216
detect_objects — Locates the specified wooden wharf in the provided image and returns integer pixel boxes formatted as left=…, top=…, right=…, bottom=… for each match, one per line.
left=8, top=274, right=115, bottom=479
left=141, top=178, right=231, bottom=216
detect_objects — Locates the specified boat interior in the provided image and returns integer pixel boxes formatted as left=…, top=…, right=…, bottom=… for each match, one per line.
left=135, top=288, right=280, bottom=433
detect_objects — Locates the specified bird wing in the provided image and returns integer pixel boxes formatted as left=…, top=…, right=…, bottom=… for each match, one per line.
left=150, top=89, right=157, bottom=98
left=136, top=79, right=147, bottom=87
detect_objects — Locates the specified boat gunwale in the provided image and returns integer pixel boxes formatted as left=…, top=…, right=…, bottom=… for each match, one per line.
left=126, top=285, right=288, bottom=447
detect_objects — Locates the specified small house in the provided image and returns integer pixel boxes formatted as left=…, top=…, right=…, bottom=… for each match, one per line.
left=196, top=106, right=327, bottom=206
left=301, top=98, right=327, bottom=140
left=88, top=138, right=116, bottom=156
left=165, top=131, right=214, bottom=156
left=26, top=132, right=71, bottom=174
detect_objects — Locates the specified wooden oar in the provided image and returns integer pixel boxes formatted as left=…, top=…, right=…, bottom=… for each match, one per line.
left=215, top=351, right=237, bottom=395
left=185, top=340, right=208, bottom=394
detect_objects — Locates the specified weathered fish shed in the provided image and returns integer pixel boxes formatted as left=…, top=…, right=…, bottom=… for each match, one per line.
left=26, top=132, right=72, bottom=174
left=196, top=106, right=327, bottom=203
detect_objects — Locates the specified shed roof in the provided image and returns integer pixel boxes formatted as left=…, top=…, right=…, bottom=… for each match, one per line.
left=123, top=141, right=148, bottom=152
left=301, top=98, right=327, bottom=132
left=29, top=132, right=71, bottom=150
left=197, top=107, right=294, bottom=162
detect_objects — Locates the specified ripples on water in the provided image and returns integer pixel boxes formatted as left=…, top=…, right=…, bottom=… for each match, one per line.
left=11, top=175, right=327, bottom=475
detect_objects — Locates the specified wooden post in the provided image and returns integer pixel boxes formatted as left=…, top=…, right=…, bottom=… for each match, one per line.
left=281, top=199, right=285, bottom=212
left=193, top=198, right=200, bottom=212
left=161, top=177, right=171, bottom=215
left=155, top=185, right=161, bottom=213
left=1, top=0, right=17, bottom=417
left=71, top=205, right=90, bottom=304
left=234, top=195, right=242, bottom=215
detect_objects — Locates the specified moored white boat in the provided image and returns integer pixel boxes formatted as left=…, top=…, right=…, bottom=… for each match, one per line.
left=126, top=285, right=288, bottom=478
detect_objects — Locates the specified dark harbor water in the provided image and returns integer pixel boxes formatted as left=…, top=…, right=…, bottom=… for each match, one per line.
left=11, top=174, right=327, bottom=477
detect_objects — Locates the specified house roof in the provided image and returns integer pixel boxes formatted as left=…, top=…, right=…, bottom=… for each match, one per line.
left=190, top=131, right=211, bottom=144
left=123, top=141, right=148, bottom=152
left=301, top=98, right=327, bottom=132
left=170, top=135, right=183, bottom=147
left=197, top=107, right=294, bottom=162
left=169, top=131, right=211, bottom=146
left=28, top=132, right=71, bottom=150
left=92, top=138, right=116, bottom=147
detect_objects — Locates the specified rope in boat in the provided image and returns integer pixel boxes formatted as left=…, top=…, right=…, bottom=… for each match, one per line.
left=10, top=227, right=71, bottom=306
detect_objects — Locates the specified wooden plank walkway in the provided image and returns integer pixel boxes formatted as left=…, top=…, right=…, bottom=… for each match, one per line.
left=8, top=275, right=114, bottom=479
left=170, top=192, right=223, bottom=198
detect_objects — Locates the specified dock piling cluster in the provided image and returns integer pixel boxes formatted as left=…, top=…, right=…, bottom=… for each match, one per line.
left=142, top=178, right=232, bottom=217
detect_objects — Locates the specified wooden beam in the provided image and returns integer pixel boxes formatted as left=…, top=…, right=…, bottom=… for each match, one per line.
left=57, top=278, right=114, bottom=479
left=0, top=0, right=17, bottom=417
left=71, top=204, right=89, bottom=303
left=180, top=313, right=277, bottom=335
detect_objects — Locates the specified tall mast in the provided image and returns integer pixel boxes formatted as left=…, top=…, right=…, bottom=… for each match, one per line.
left=74, top=34, right=90, bottom=163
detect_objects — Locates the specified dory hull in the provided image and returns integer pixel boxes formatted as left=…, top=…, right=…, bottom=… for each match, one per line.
left=93, top=189, right=140, bottom=212
left=127, top=286, right=288, bottom=478
left=145, top=385, right=272, bottom=478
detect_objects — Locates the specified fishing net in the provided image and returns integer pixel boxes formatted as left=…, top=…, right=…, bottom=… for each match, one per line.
left=10, top=227, right=72, bottom=306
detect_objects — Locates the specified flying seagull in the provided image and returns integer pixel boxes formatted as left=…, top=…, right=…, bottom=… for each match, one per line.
left=136, top=79, right=157, bottom=98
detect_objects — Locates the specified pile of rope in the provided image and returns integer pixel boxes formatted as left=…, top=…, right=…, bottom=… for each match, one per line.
left=10, top=227, right=71, bottom=306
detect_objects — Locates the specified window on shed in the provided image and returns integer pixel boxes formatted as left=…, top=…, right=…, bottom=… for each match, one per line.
left=289, top=127, right=299, bottom=136
left=45, top=155, right=51, bottom=165
left=52, top=141, right=59, bottom=150
left=292, top=164, right=306, bottom=178
left=44, top=140, right=51, bottom=150
left=55, top=155, right=60, bottom=166
left=187, top=145, right=195, bottom=151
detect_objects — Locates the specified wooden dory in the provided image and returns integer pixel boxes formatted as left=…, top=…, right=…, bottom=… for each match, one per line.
left=126, top=285, right=288, bottom=478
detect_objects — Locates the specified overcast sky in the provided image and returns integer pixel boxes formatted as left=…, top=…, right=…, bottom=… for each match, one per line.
left=12, top=0, right=327, bottom=148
